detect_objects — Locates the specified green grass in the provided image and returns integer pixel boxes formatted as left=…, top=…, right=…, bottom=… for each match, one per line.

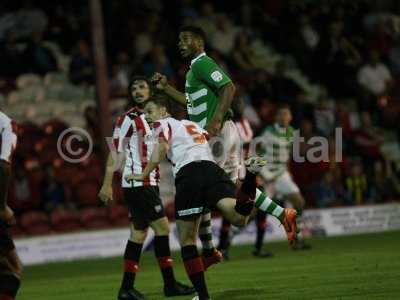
left=18, top=231, right=400, bottom=300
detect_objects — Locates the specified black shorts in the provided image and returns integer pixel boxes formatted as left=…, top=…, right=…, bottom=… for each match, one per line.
left=175, top=160, right=236, bottom=219
left=0, top=221, right=14, bottom=255
left=123, top=186, right=165, bottom=230
left=0, top=162, right=14, bottom=255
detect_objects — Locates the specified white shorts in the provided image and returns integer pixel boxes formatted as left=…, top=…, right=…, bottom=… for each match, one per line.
left=264, top=171, right=300, bottom=199
left=214, top=120, right=241, bottom=182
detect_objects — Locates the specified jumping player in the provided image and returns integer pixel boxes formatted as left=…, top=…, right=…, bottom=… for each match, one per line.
left=126, top=98, right=298, bottom=300
left=151, top=26, right=295, bottom=246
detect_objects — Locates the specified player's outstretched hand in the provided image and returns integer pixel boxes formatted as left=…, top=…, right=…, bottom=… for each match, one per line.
left=125, top=174, right=145, bottom=182
left=205, top=119, right=222, bottom=137
left=151, top=72, right=168, bottom=90
left=0, top=205, right=16, bottom=225
left=98, top=184, right=113, bottom=204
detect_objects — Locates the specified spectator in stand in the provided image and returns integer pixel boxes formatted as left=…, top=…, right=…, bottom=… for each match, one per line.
left=232, top=31, right=258, bottom=72
left=357, top=50, right=393, bottom=109
left=142, top=45, right=174, bottom=79
left=69, top=39, right=94, bottom=85
left=109, top=51, right=132, bottom=97
left=313, top=91, right=335, bottom=137
left=270, top=59, right=305, bottom=104
left=8, top=166, right=40, bottom=215
left=353, top=111, right=384, bottom=168
left=389, top=38, right=400, bottom=76
left=345, top=159, right=370, bottom=205
left=369, top=160, right=400, bottom=203
left=313, top=171, right=344, bottom=208
left=210, top=14, right=238, bottom=56
left=40, top=164, right=73, bottom=212
left=15, top=0, right=48, bottom=38
left=22, top=31, right=58, bottom=76
left=314, top=21, right=362, bottom=97
left=134, top=13, right=159, bottom=59
left=0, top=30, right=24, bottom=77
left=194, top=2, right=217, bottom=38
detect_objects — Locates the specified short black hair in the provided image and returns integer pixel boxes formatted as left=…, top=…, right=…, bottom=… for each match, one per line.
left=127, top=75, right=153, bottom=103
left=180, top=25, right=207, bottom=42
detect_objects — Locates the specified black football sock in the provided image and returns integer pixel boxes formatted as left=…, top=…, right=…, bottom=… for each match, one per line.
left=121, top=240, right=142, bottom=290
left=154, top=235, right=175, bottom=287
left=182, top=245, right=209, bottom=299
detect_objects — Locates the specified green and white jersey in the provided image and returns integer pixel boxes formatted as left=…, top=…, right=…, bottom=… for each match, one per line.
left=185, top=52, right=232, bottom=128
left=260, top=123, right=295, bottom=180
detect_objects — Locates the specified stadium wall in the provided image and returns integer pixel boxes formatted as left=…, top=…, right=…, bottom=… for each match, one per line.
left=15, top=203, right=400, bottom=266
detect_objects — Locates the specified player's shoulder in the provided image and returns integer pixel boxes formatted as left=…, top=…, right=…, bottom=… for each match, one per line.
left=261, top=125, right=275, bottom=135
left=192, top=54, right=215, bottom=68
left=115, top=107, right=142, bottom=125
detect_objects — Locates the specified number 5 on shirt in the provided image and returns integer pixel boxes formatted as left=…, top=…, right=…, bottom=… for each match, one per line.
left=185, top=124, right=206, bottom=144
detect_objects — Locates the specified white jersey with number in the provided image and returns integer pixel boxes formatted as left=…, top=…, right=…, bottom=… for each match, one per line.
left=0, top=111, right=17, bottom=163
left=153, top=117, right=214, bottom=176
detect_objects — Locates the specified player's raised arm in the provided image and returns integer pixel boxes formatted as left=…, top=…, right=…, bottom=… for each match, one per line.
left=151, top=72, right=187, bottom=106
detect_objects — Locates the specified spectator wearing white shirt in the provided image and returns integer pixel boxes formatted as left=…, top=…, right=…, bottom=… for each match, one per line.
left=357, top=50, right=393, bottom=96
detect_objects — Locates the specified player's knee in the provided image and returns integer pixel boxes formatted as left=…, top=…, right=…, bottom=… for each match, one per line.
left=231, top=215, right=247, bottom=228
left=153, top=224, right=170, bottom=236
left=292, top=194, right=305, bottom=209
left=130, top=229, right=148, bottom=244
left=151, top=217, right=170, bottom=236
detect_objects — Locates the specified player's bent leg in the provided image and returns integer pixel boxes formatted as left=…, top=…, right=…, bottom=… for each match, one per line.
left=216, top=198, right=249, bottom=227
left=199, top=212, right=222, bottom=270
left=118, top=223, right=148, bottom=300
left=177, top=218, right=210, bottom=300
left=149, top=217, right=195, bottom=297
left=254, top=190, right=298, bottom=246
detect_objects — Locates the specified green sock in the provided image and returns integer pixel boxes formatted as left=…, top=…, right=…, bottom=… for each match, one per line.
left=254, top=189, right=285, bottom=222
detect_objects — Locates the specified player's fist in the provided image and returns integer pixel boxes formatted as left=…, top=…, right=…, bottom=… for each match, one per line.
left=98, top=184, right=113, bottom=204
left=0, top=205, right=15, bottom=225
left=151, top=72, right=168, bottom=90
left=205, top=119, right=222, bottom=137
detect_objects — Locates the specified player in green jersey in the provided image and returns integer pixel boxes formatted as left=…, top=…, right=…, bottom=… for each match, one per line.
left=152, top=26, right=298, bottom=299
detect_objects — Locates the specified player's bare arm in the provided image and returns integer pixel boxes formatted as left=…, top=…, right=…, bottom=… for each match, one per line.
left=98, top=153, right=115, bottom=203
left=125, top=140, right=169, bottom=182
left=206, top=82, right=236, bottom=137
left=151, top=72, right=186, bottom=105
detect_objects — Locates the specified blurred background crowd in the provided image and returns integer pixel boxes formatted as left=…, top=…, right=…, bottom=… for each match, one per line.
left=1, top=0, right=400, bottom=236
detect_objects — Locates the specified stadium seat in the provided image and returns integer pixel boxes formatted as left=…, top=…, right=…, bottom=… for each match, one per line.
left=50, top=210, right=82, bottom=232
left=108, top=205, right=129, bottom=227
left=10, top=225, right=26, bottom=238
left=20, top=211, right=52, bottom=236
left=75, top=180, right=101, bottom=207
left=80, top=207, right=110, bottom=229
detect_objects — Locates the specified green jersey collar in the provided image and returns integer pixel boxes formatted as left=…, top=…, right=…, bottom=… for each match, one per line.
left=190, top=52, right=206, bottom=66
left=274, top=123, right=289, bottom=134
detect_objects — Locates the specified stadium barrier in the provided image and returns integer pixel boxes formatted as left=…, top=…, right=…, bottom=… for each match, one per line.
left=15, top=203, right=400, bottom=265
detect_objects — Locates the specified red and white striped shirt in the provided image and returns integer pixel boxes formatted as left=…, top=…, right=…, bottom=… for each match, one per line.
left=0, top=111, right=17, bottom=164
left=113, top=107, right=160, bottom=187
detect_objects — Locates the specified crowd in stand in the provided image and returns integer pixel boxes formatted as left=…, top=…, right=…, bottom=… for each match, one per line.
left=1, top=0, right=400, bottom=235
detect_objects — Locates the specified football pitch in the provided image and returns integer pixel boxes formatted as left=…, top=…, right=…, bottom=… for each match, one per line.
left=18, top=231, right=400, bottom=300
